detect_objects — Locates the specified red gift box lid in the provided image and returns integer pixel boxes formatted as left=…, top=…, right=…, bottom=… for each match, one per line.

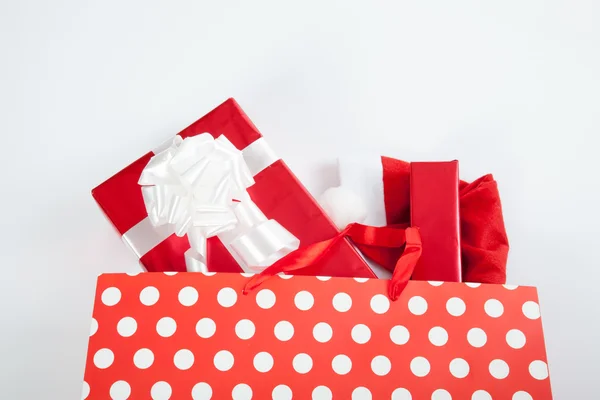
left=82, top=272, right=552, bottom=400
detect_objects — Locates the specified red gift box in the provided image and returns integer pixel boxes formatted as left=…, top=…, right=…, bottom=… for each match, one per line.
left=92, top=98, right=375, bottom=279
left=410, top=161, right=462, bottom=282
left=83, top=272, right=552, bottom=399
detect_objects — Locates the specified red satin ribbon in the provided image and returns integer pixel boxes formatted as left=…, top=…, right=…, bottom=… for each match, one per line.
left=243, top=224, right=422, bottom=301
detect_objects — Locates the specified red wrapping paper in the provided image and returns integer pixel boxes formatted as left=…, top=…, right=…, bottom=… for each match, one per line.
left=92, top=98, right=375, bottom=279
left=410, top=161, right=461, bottom=282
left=383, top=157, right=509, bottom=284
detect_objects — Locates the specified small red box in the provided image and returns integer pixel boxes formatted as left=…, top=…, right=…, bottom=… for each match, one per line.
left=410, top=161, right=461, bottom=282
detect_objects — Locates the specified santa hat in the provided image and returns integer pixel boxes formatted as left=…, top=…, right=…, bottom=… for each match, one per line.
left=319, top=156, right=509, bottom=284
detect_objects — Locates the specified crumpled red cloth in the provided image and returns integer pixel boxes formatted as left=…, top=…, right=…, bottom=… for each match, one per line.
left=380, top=157, right=509, bottom=284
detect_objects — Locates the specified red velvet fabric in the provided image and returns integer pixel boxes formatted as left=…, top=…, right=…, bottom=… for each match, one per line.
left=381, top=157, right=509, bottom=284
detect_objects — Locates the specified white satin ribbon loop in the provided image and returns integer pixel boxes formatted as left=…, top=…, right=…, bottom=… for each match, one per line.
left=138, top=133, right=298, bottom=273
left=230, top=219, right=300, bottom=272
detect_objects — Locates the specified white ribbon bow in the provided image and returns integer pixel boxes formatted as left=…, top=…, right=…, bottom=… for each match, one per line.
left=138, top=133, right=300, bottom=273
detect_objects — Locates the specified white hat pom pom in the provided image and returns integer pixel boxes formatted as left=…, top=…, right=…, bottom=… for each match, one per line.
left=319, top=186, right=368, bottom=230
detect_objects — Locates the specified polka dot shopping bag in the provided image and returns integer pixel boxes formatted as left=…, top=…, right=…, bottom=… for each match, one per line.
left=83, top=272, right=552, bottom=399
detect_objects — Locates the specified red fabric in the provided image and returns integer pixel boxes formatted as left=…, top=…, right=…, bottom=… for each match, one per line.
left=410, top=161, right=461, bottom=282
left=244, top=224, right=422, bottom=300
left=92, top=98, right=375, bottom=278
left=381, top=158, right=509, bottom=284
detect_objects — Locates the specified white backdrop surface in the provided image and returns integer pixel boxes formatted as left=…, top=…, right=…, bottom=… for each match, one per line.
left=1, top=1, right=598, bottom=398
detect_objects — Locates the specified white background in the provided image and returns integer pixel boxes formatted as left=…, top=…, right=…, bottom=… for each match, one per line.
left=1, top=0, right=598, bottom=398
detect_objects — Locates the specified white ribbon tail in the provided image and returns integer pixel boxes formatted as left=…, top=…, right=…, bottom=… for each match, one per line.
left=230, top=219, right=300, bottom=272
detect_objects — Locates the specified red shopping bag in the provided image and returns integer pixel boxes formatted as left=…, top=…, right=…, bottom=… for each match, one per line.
left=82, top=272, right=552, bottom=399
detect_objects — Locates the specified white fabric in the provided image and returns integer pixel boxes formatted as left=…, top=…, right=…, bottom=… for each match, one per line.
left=337, top=156, right=387, bottom=227
left=318, top=186, right=368, bottom=230
left=335, top=156, right=391, bottom=278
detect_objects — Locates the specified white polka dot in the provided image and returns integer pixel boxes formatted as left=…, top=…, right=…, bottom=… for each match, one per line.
left=102, top=287, right=121, bottom=306
left=274, top=321, right=294, bottom=342
left=370, top=294, right=390, bottom=314
left=253, top=351, right=274, bottom=373
left=241, top=272, right=254, bottom=277
left=428, top=327, right=448, bottom=346
left=294, top=291, right=314, bottom=310
left=93, top=348, right=114, bottom=369
left=140, top=286, right=160, bottom=306
left=178, top=287, right=199, bottom=306
left=431, top=389, right=452, bottom=400
left=446, top=297, right=466, bottom=316
left=274, top=321, right=294, bottom=341
left=151, top=381, right=172, bottom=400
left=504, top=284, right=518, bottom=290
left=467, top=328, right=487, bottom=348
left=192, top=382, right=212, bottom=400
left=408, top=296, right=428, bottom=315
left=214, top=350, right=234, bottom=371
left=293, top=353, right=313, bottom=374
left=174, top=349, right=194, bottom=370
left=110, top=380, right=131, bottom=400
left=465, top=282, right=481, bottom=288
left=202, top=271, right=216, bottom=276
left=196, top=318, right=216, bottom=338
left=163, top=271, right=177, bottom=276
left=316, top=276, right=331, bottom=281
left=313, top=322, right=333, bottom=343
left=512, top=391, right=533, bottom=400
left=256, top=289, right=276, bottom=309
left=449, top=358, right=469, bottom=378
left=127, top=271, right=141, bottom=276
left=332, top=292, right=352, bottom=312
left=471, top=390, right=492, bottom=400
left=489, top=359, right=510, bottom=379
left=351, top=324, right=371, bottom=344
left=235, top=319, right=256, bottom=340
left=272, top=385, right=292, bottom=400
left=371, top=355, right=392, bottom=376
left=82, top=381, right=90, bottom=399
left=232, top=384, right=252, bottom=400
left=156, top=317, right=177, bottom=337
left=354, top=277, right=369, bottom=283
left=133, top=348, right=154, bottom=369
left=312, top=386, right=332, bottom=400
left=90, top=318, right=98, bottom=337
left=117, top=317, right=137, bottom=337
left=217, top=287, right=237, bottom=307
left=522, top=301, right=541, bottom=319
left=410, top=356, right=430, bottom=377
left=352, top=387, right=372, bottom=399
left=392, top=388, right=412, bottom=400
left=332, top=354, right=352, bottom=375
left=484, top=299, right=504, bottom=318
left=529, top=360, right=549, bottom=380
left=390, top=325, right=410, bottom=345
left=278, top=273, right=293, bottom=279
left=506, top=329, right=526, bottom=349
left=428, top=281, right=444, bottom=286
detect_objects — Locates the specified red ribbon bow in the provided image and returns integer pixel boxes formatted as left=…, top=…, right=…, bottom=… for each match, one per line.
left=243, top=224, right=422, bottom=301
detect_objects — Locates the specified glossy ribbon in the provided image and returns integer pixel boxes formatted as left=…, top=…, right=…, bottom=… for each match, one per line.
left=139, top=133, right=299, bottom=273
left=244, top=224, right=422, bottom=300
